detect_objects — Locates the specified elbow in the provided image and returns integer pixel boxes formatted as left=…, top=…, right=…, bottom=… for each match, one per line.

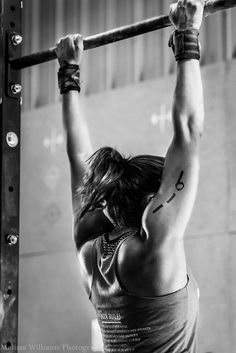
left=176, top=108, right=204, bottom=144
left=173, top=101, right=204, bottom=143
left=189, top=100, right=205, bottom=138
left=187, top=112, right=204, bottom=140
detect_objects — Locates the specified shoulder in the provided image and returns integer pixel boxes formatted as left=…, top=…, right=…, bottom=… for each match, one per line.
left=77, top=238, right=96, bottom=279
left=118, top=229, right=186, bottom=268
left=117, top=231, right=187, bottom=295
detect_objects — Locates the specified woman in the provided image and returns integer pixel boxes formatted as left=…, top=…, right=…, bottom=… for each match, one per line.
left=56, top=1, right=204, bottom=351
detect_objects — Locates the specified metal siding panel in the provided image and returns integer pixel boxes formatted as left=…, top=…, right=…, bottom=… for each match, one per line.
left=80, top=0, right=91, bottom=95
left=113, top=0, right=134, bottom=88
left=160, top=0, right=175, bottom=76
left=54, top=0, right=64, bottom=104
left=204, top=13, right=222, bottom=64
left=47, top=0, right=57, bottom=105
left=133, top=0, right=144, bottom=82
left=38, top=1, right=51, bottom=106
left=222, top=10, right=233, bottom=61
left=89, top=0, right=107, bottom=94
left=232, top=8, right=236, bottom=57
left=143, top=0, right=163, bottom=80
left=105, top=0, right=116, bottom=89
left=30, top=0, right=41, bottom=108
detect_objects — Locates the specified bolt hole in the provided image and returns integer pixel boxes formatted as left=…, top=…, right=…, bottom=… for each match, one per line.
left=10, top=5, right=16, bottom=11
left=9, top=186, right=14, bottom=192
left=6, top=342, right=12, bottom=348
left=7, top=289, right=12, bottom=296
left=10, top=22, right=15, bottom=28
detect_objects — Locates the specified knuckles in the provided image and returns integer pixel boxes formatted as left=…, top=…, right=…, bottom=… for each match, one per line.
left=186, top=1, right=198, bottom=13
left=55, top=34, right=83, bottom=65
left=169, top=0, right=203, bottom=22
left=57, top=34, right=83, bottom=46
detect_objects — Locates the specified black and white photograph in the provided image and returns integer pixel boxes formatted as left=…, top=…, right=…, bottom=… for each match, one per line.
left=0, top=1, right=236, bottom=352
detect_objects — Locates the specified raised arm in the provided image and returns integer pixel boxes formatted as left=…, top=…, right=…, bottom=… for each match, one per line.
left=55, top=35, right=93, bottom=212
left=142, top=0, right=205, bottom=246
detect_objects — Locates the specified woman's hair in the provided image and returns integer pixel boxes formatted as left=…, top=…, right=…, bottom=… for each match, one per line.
left=78, top=147, right=165, bottom=227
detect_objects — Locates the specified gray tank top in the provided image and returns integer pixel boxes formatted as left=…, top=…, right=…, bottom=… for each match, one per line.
left=87, top=229, right=199, bottom=353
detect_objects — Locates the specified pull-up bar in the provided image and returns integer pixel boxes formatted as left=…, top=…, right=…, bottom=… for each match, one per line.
left=10, top=0, right=236, bottom=70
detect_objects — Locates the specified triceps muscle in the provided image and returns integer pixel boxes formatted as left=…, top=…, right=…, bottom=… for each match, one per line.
left=152, top=170, right=185, bottom=214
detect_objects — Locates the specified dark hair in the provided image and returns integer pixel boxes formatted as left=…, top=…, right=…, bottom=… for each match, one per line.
left=79, top=147, right=165, bottom=227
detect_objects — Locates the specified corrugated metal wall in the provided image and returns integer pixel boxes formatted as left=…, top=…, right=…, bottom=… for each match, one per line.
left=21, top=0, right=236, bottom=111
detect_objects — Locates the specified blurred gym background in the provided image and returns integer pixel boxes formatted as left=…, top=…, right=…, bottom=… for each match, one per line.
left=21, top=0, right=236, bottom=109
left=19, top=1, right=236, bottom=352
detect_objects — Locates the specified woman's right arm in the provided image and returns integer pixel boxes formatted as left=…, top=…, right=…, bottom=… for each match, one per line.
left=56, top=35, right=93, bottom=212
left=62, top=91, right=93, bottom=211
left=56, top=35, right=114, bottom=249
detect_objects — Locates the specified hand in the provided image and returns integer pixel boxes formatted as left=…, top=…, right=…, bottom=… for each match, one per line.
left=55, top=34, right=83, bottom=67
left=169, top=0, right=205, bottom=30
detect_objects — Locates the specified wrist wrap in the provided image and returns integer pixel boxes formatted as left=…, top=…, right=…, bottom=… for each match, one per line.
left=58, top=63, right=81, bottom=94
left=169, top=28, right=200, bottom=61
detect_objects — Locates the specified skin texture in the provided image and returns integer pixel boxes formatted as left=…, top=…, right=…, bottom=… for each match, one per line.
left=56, top=0, right=204, bottom=296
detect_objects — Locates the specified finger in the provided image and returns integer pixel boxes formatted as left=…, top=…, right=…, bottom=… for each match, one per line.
left=55, top=38, right=62, bottom=51
left=74, top=34, right=84, bottom=51
left=59, top=35, right=74, bottom=57
left=177, top=0, right=184, bottom=7
left=169, top=3, right=178, bottom=25
left=199, top=0, right=206, bottom=8
left=55, top=42, right=61, bottom=57
left=74, top=34, right=80, bottom=48
left=169, top=3, right=177, bottom=15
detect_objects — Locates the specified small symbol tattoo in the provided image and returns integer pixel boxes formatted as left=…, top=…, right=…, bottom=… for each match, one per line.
left=166, top=193, right=176, bottom=203
left=175, top=171, right=185, bottom=191
left=153, top=204, right=164, bottom=214
left=152, top=171, right=185, bottom=213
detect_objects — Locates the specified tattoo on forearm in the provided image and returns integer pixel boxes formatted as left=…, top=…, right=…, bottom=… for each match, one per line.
left=175, top=171, right=184, bottom=191
left=166, top=193, right=176, bottom=203
left=152, top=170, right=185, bottom=214
left=152, top=204, right=164, bottom=213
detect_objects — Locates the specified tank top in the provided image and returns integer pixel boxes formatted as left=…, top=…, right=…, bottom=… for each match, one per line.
left=87, top=229, right=199, bottom=353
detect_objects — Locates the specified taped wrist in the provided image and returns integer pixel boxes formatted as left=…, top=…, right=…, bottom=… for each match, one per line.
left=169, top=28, right=200, bottom=61
left=58, top=63, right=81, bottom=94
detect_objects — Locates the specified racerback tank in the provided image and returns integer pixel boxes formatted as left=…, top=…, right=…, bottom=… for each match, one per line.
left=87, top=228, right=199, bottom=353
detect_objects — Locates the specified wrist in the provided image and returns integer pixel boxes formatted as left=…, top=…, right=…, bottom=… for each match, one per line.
left=169, top=28, right=200, bottom=62
left=60, top=60, right=81, bottom=67
left=176, top=25, right=200, bottom=31
left=58, top=63, right=81, bottom=94
left=176, top=21, right=200, bottom=31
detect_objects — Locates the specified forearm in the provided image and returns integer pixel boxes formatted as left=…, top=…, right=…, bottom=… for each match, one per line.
left=62, top=91, right=93, bottom=160
left=173, top=59, right=204, bottom=140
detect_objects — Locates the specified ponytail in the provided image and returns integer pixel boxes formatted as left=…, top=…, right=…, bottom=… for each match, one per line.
left=79, top=147, right=164, bottom=227
left=79, top=147, right=127, bottom=218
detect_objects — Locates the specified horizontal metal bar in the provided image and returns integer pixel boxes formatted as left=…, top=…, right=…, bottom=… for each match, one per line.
left=10, top=15, right=170, bottom=70
left=10, top=0, right=236, bottom=70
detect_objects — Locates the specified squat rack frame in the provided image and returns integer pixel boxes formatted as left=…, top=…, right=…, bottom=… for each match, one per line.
left=0, top=0, right=22, bottom=351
